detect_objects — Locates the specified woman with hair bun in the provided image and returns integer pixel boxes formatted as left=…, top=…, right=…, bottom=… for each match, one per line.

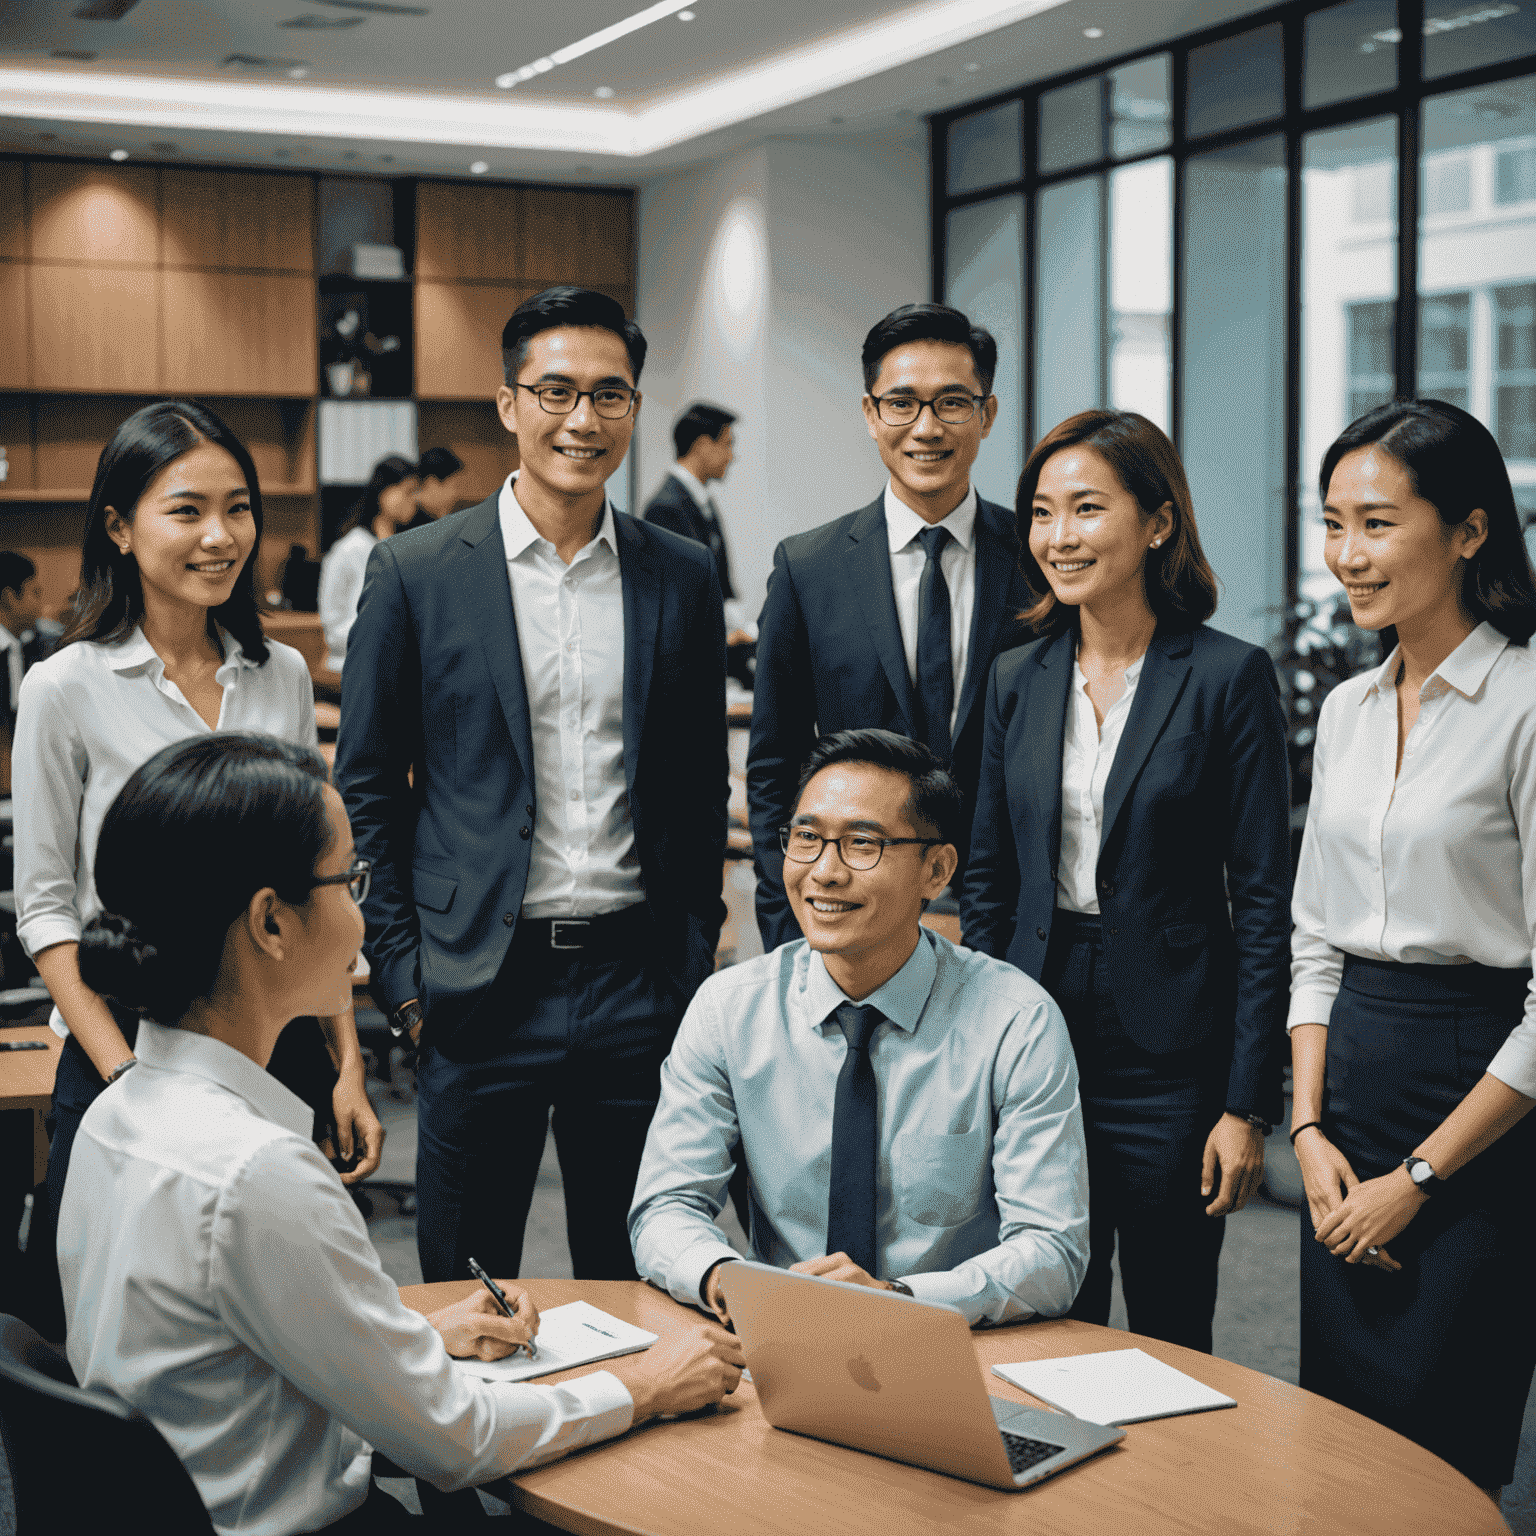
left=12, top=400, right=382, bottom=1222
left=962, top=409, right=1291, bottom=1353
left=1290, top=398, right=1536, bottom=1496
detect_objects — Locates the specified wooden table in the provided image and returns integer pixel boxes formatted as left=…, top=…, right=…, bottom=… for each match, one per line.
left=401, top=1279, right=1508, bottom=1536
left=0, top=1025, right=59, bottom=1187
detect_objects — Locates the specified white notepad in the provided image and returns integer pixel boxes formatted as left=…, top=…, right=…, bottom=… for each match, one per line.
left=455, top=1301, right=657, bottom=1385
left=992, top=1348, right=1237, bottom=1425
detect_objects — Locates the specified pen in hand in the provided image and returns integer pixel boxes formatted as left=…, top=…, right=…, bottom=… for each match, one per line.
left=467, top=1257, right=536, bottom=1360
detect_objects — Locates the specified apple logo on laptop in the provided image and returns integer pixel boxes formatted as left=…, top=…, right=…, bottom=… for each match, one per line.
left=847, top=1355, right=881, bottom=1392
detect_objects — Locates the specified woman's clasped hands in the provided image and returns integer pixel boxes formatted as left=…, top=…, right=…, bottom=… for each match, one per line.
left=1294, top=1125, right=1424, bottom=1272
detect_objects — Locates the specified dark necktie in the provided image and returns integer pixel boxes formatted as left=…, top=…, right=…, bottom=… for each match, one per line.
left=915, top=525, right=954, bottom=759
left=826, top=1002, right=883, bottom=1274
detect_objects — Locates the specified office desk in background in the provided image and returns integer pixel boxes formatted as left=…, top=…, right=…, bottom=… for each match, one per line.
left=401, top=1279, right=1508, bottom=1536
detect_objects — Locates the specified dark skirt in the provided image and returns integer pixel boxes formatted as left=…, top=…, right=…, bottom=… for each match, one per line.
left=1299, top=954, right=1536, bottom=1488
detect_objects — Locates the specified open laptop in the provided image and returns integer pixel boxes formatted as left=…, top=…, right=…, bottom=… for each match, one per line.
left=718, top=1260, right=1124, bottom=1491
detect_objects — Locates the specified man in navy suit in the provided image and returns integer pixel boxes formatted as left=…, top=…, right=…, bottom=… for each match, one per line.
left=747, top=303, right=1032, bottom=952
left=337, top=287, right=727, bottom=1284
left=642, top=403, right=738, bottom=605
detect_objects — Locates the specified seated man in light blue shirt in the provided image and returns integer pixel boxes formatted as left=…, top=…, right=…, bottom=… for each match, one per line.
left=629, top=728, right=1089, bottom=1327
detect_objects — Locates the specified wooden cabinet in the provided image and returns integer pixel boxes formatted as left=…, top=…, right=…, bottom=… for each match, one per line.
left=29, top=265, right=158, bottom=392
left=28, top=162, right=158, bottom=266
left=415, top=280, right=535, bottom=400
left=0, top=263, right=28, bottom=389
left=161, top=169, right=314, bottom=273
left=0, top=163, right=26, bottom=263
left=521, top=187, right=631, bottom=287
left=162, top=270, right=315, bottom=396
left=415, top=182, right=521, bottom=282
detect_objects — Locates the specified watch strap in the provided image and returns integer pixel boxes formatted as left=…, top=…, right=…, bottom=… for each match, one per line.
left=886, top=1278, right=914, bottom=1297
left=1403, top=1155, right=1442, bottom=1195
left=389, top=999, right=424, bottom=1040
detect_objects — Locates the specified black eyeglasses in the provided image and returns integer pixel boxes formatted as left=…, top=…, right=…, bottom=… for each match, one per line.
left=310, top=859, right=371, bottom=904
left=511, top=382, right=637, bottom=419
left=780, top=827, right=940, bottom=871
left=869, top=391, right=985, bottom=427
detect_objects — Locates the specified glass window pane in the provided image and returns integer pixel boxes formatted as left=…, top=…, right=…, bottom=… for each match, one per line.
left=1035, top=175, right=1102, bottom=439
left=1108, top=158, right=1172, bottom=434
left=1182, top=135, right=1288, bottom=645
left=946, top=100, right=1023, bottom=197
left=1187, top=22, right=1285, bottom=139
left=1039, top=75, right=1104, bottom=175
left=1301, top=118, right=1400, bottom=609
left=1111, top=54, right=1171, bottom=158
left=944, top=196, right=1024, bottom=507
left=1424, top=1, right=1536, bottom=81
left=1304, top=0, right=1398, bottom=109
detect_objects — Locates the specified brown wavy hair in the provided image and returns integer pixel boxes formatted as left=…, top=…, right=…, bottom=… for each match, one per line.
left=1016, top=409, right=1219, bottom=636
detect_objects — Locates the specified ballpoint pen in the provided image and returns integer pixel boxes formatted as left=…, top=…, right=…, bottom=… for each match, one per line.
left=467, top=1256, right=536, bottom=1359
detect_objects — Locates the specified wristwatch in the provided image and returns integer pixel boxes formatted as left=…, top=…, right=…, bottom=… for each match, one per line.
left=1232, top=1110, right=1273, bottom=1137
left=389, top=999, right=424, bottom=1043
left=886, top=1278, right=914, bottom=1297
left=1403, top=1155, right=1443, bottom=1196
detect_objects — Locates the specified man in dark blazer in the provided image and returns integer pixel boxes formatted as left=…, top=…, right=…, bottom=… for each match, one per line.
left=642, top=402, right=738, bottom=605
left=337, top=287, right=727, bottom=1285
left=747, top=303, right=1032, bottom=951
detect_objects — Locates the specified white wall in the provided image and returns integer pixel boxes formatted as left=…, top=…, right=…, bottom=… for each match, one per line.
left=636, top=133, right=929, bottom=619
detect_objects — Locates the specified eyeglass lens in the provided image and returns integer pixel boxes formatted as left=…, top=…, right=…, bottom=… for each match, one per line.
left=780, top=829, right=884, bottom=869
left=877, top=393, right=976, bottom=426
left=528, top=385, right=635, bottom=419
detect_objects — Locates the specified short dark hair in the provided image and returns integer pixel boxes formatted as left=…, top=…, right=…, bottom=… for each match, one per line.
left=1017, top=410, right=1219, bottom=637
left=1320, top=398, right=1536, bottom=645
left=416, top=446, right=464, bottom=482
left=861, top=303, right=997, bottom=396
left=338, top=453, right=418, bottom=538
left=79, top=734, right=333, bottom=1025
left=0, top=551, right=36, bottom=600
left=673, top=403, right=737, bottom=460
left=63, top=401, right=270, bottom=663
left=501, top=286, right=647, bottom=387
left=794, top=729, right=964, bottom=846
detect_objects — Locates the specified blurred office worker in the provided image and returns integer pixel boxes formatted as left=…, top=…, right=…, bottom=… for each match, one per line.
left=60, top=735, right=744, bottom=1536
left=414, top=445, right=468, bottom=522
left=0, top=550, right=50, bottom=738
left=748, top=304, right=1032, bottom=952
left=631, top=729, right=1088, bottom=1328
left=962, top=411, right=1290, bottom=1355
left=337, top=287, right=728, bottom=1285
left=1290, top=400, right=1536, bottom=1495
left=643, top=402, right=739, bottom=613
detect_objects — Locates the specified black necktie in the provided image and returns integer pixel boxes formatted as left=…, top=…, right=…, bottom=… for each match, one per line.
left=915, top=525, right=954, bottom=760
left=827, top=1002, right=883, bottom=1274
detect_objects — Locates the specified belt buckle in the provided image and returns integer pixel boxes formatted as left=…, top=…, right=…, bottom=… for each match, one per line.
left=550, top=919, right=591, bottom=951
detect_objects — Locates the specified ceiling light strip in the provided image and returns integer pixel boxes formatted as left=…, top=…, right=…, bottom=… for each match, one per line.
left=495, top=0, right=693, bottom=88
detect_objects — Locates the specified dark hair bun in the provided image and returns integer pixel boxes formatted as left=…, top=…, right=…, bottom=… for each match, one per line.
left=78, top=913, right=158, bottom=1016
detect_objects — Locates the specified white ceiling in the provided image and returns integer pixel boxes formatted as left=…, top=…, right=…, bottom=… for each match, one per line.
left=0, top=0, right=1280, bottom=182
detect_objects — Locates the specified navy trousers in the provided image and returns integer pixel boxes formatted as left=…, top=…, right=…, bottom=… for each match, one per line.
left=414, top=917, right=680, bottom=1285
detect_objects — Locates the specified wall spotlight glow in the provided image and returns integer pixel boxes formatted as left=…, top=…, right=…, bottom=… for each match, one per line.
left=109, top=147, right=129, bottom=160
left=678, top=8, right=696, bottom=17
left=496, top=1, right=693, bottom=88
left=1083, top=26, right=1104, bottom=39
left=470, top=159, right=488, bottom=173
left=594, top=85, right=615, bottom=98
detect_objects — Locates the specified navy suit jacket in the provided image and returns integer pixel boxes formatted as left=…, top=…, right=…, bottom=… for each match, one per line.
left=960, top=624, right=1290, bottom=1123
left=335, top=494, right=728, bottom=1051
left=747, top=493, right=1032, bottom=952
left=642, top=473, right=735, bottom=601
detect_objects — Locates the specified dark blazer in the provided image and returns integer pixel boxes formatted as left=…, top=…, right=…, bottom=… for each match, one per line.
left=961, top=624, right=1290, bottom=1123
left=747, top=493, right=1032, bottom=952
left=335, top=494, right=729, bottom=1050
left=643, top=473, right=735, bottom=601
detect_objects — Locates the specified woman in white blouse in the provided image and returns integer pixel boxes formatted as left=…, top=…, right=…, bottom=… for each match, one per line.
left=14, top=401, right=383, bottom=1224
left=1291, top=398, right=1536, bottom=1495
left=317, top=454, right=419, bottom=672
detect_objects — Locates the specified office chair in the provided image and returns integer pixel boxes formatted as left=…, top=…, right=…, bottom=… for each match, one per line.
left=0, top=1313, right=215, bottom=1534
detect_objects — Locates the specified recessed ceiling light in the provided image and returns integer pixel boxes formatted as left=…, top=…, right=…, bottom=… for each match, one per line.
left=963, top=61, right=980, bottom=72
left=594, top=85, right=614, bottom=98
left=678, top=8, right=695, bottom=18
left=109, top=148, right=129, bottom=161
left=496, top=1, right=693, bottom=88
left=470, top=159, right=488, bottom=173
left=1083, top=26, right=1104, bottom=39
left=288, top=66, right=310, bottom=78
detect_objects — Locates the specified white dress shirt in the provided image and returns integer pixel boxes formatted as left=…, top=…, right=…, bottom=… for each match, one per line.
left=59, top=1020, right=633, bottom=1536
left=13, top=628, right=318, bottom=1037
left=884, top=484, right=977, bottom=736
left=1290, top=623, right=1536, bottom=1096
left=629, top=929, right=1089, bottom=1326
left=497, top=476, right=642, bottom=918
left=1056, top=652, right=1146, bottom=914
left=317, top=524, right=378, bottom=671
left=0, top=621, right=23, bottom=713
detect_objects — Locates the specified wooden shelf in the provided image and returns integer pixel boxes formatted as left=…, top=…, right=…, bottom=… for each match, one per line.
left=0, top=482, right=315, bottom=502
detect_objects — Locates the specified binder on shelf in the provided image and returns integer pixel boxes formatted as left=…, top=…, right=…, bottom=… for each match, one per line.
left=318, top=400, right=418, bottom=487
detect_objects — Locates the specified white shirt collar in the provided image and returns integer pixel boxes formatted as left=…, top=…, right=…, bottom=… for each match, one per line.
left=669, top=462, right=712, bottom=511
left=883, top=483, right=978, bottom=554
left=101, top=625, right=255, bottom=677
left=1361, top=621, right=1509, bottom=703
left=1073, top=649, right=1147, bottom=689
left=497, top=473, right=616, bottom=562
left=0, top=623, right=17, bottom=651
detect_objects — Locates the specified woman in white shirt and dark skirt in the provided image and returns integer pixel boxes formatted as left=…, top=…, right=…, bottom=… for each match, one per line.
left=1291, top=399, right=1536, bottom=1496
left=13, top=401, right=382, bottom=1224
left=962, top=410, right=1291, bottom=1354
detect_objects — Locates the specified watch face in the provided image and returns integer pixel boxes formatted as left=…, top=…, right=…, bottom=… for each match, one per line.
left=1409, top=1159, right=1432, bottom=1185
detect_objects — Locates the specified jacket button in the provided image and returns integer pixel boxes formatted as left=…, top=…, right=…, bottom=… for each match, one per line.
left=525, top=805, right=534, bottom=817
left=520, top=825, right=530, bottom=838
left=503, top=913, right=515, bottom=927
left=1036, top=926, right=1048, bottom=941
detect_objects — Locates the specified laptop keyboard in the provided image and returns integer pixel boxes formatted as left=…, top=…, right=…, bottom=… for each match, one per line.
left=1001, top=1431, right=1066, bottom=1476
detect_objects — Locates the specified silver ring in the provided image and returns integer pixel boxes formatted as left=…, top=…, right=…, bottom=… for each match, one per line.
left=1366, top=1246, right=1379, bottom=1256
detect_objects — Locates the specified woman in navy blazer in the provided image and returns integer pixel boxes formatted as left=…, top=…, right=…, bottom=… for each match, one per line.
left=961, top=410, right=1290, bottom=1352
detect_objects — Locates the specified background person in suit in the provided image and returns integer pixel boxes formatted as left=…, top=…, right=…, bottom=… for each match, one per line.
left=337, top=286, right=728, bottom=1286
left=414, top=445, right=467, bottom=521
left=962, top=409, right=1291, bottom=1355
left=0, top=551, right=49, bottom=741
left=748, top=303, right=1032, bottom=952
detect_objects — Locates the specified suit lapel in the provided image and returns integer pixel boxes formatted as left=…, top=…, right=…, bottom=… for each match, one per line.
left=845, top=498, right=916, bottom=732
left=616, top=510, right=661, bottom=796
left=1027, top=629, right=1075, bottom=873
left=459, top=497, right=535, bottom=786
left=1099, top=628, right=1195, bottom=848
left=953, top=499, right=1021, bottom=748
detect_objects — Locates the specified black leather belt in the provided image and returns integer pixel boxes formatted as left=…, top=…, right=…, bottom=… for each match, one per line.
left=513, top=906, right=651, bottom=956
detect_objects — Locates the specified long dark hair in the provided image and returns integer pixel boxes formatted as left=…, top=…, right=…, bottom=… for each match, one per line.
left=1319, top=398, right=1536, bottom=646
left=337, top=453, right=419, bottom=539
left=62, top=401, right=269, bottom=663
left=1016, top=409, right=1219, bottom=637
left=79, top=734, right=332, bottom=1025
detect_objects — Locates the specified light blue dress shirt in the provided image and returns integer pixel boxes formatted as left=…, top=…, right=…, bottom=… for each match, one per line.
left=629, top=930, right=1089, bottom=1326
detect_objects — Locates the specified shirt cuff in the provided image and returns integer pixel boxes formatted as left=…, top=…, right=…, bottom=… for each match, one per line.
left=1286, top=986, right=1338, bottom=1033
left=17, top=913, right=83, bottom=959
left=897, top=1270, right=979, bottom=1322
left=559, top=1369, right=636, bottom=1438
left=672, top=1237, right=743, bottom=1312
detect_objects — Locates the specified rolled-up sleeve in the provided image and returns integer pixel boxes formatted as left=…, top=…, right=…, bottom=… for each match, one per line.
left=1488, top=706, right=1536, bottom=1097
left=1288, top=700, right=1343, bottom=1033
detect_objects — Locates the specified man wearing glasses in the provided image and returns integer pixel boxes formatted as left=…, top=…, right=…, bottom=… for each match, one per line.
left=337, top=286, right=727, bottom=1285
left=748, top=303, right=1034, bottom=954
left=630, top=729, right=1088, bottom=1323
